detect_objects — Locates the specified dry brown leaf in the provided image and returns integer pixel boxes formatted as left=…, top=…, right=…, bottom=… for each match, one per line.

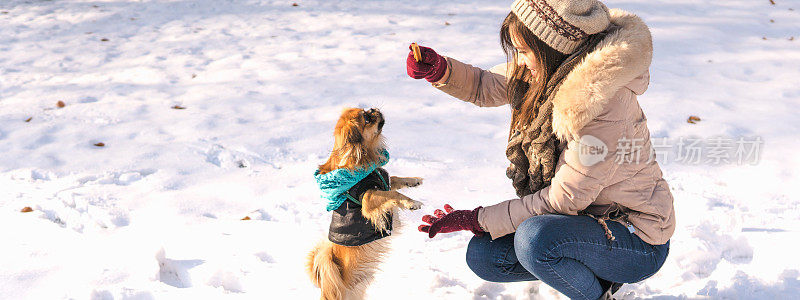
left=241, top=216, right=251, bottom=220
left=191, top=73, right=197, bottom=78
left=172, top=105, right=186, bottom=110
left=763, top=37, right=768, bottom=40
left=445, top=22, right=451, bottom=26
left=687, top=116, right=701, bottom=124
left=57, top=100, right=66, bottom=108
left=292, top=3, right=298, bottom=6
left=770, top=0, right=776, bottom=5
left=790, top=37, right=795, bottom=41
left=21, top=207, right=33, bottom=213
left=1, top=11, right=8, bottom=14
left=94, top=142, right=105, bottom=147
left=770, top=19, right=775, bottom=23
left=25, top=117, right=32, bottom=122
left=101, top=38, right=109, bottom=42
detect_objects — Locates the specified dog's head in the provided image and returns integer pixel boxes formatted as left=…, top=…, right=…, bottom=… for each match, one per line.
left=318, top=107, right=386, bottom=174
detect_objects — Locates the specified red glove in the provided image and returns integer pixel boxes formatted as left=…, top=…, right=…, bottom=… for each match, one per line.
left=406, top=44, right=448, bottom=83
left=418, top=204, right=485, bottom=238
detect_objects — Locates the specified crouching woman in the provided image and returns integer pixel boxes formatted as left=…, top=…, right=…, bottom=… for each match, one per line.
left=408, top=0, right=676, bottom=299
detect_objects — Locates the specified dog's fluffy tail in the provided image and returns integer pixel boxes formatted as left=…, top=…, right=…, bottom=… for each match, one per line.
left=307, top=241, right=345, bottom=300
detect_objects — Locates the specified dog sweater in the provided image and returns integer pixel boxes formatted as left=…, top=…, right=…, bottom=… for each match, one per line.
left=315, top=149, right=390, bottom=212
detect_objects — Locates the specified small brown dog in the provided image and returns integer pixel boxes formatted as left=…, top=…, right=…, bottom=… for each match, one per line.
left=307, top=108, right=423, bottom=300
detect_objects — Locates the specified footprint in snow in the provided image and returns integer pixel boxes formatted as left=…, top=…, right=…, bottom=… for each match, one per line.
left=37, top=193, right=131, bottom=232
left=203, top=144, right=252, bottom=169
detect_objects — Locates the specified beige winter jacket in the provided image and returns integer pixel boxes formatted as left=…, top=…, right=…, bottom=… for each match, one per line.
left=434, top=9, right=675, bottom=245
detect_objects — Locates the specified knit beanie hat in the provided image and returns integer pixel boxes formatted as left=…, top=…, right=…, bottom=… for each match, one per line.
left=511, top=0, right=611, bottom=54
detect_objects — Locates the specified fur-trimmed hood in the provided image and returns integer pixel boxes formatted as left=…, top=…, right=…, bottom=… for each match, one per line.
left=551, top=9, right=653, bottom=141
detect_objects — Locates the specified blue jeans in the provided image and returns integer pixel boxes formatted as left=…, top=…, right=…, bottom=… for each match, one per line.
left=466, top=214, right=669, bottom=300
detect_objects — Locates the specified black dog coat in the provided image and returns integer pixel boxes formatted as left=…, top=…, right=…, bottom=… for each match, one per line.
left=328, top=168, right=393, bottom=246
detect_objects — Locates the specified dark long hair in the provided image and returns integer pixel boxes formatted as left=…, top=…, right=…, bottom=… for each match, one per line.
left=500, top=12, right=567, bottom=132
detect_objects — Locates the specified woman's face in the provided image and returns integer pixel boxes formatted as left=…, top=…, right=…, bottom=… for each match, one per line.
left=510, top=29, right=537, bottom=75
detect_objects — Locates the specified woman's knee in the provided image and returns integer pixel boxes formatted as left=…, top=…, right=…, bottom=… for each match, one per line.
left=465, top=235, right=496, bottom=279
left=513, top=215, right=565, bottom=261
left=467, top=234, right=526, bottom=282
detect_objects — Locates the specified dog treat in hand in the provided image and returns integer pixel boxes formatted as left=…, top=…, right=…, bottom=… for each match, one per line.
left=410, top=42, right=422, bottom=62
left=406, top=44, right=448, bottom=82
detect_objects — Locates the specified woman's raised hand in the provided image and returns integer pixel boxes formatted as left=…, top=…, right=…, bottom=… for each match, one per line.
left=406, top=44, right=448, bottom=83
left=418, top=204, right=485, bottom=238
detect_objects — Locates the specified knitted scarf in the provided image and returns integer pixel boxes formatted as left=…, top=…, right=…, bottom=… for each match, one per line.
left=506, top=29, right=613, bottom=197
left=314, top=149, right=390, bottom=211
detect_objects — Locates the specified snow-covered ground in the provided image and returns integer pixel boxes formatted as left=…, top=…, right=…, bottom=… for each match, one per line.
left=1, top=0, right=799, bottom=299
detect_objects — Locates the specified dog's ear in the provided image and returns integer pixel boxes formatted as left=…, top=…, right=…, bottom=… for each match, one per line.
left=346, top=125, right=363, bottom=144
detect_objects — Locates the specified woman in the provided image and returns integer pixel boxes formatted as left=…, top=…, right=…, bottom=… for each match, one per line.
left=407, top=0, right=675, bottom=299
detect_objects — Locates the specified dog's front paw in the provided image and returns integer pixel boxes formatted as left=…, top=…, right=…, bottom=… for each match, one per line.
left=391, top=176, right=424, bottom=189
left=406, top=177, right=423, bottom=188
left=403, top=200, right=424, bottom=211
